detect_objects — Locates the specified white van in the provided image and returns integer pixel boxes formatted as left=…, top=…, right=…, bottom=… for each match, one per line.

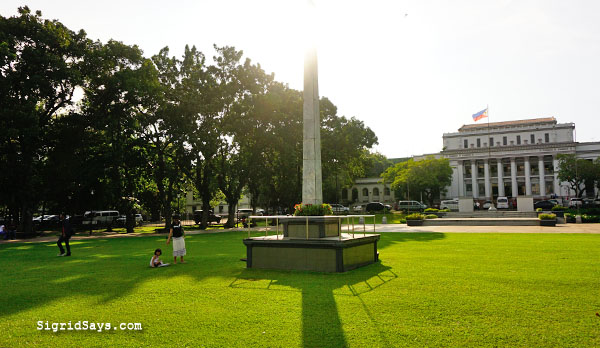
left=496, top=197, right=509, bottom=209
left=440, top=199, right=459, bottom=211
left=82, top=210, right=120, bottom=226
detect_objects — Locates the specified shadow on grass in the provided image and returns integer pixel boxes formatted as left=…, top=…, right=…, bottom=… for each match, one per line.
left=230, top=262, right=397, bottom=348
left=0, top=234, right=240, bottom=319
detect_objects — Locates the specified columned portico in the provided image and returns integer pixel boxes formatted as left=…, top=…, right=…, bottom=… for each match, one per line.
left=457, top=160, right=464, bottom=196
left=483, top=159, right=491, bottom=199
left=538, top=156, right=546, bottom=197
left=471, top=162, right=478, bottom=198
left=510, top=157, right=518, bottom=197
left=524, top=157, right=532, bottom=195
left=497, top=158, right=505, bottom=197
left=553, top=156, right=560, bottom=195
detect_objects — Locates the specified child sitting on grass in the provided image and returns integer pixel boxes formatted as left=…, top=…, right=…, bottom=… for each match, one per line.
left=150, top=248, right=170, bottom=268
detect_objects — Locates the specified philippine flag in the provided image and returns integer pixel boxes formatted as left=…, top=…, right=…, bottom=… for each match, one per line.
left=472, top=108, right=488, bottom=122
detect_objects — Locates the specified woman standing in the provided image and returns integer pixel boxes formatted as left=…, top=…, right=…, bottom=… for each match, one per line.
left=166, top=215, right=186, bottom=264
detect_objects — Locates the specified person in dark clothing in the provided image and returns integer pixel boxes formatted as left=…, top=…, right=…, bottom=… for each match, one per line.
left=57, top=214, right=73, bottom=256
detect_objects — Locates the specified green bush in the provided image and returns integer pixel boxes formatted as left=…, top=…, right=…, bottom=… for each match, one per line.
left=439, top=208, right=450, bottom=212
left=399, top=218, right=407, bottom=224
left=536, top=208, right=543, bottom=212
left=538, top=213, right=556, bottom=220
left=293, top=203, right=333, bottom=216
left=425, top=214, right=438, bottom=219
left=424, top=208, right=439, bottom=212
left=406, top=213, right=425, bottom=220
left=551, top=205, right=567, bottom=211
left=581, top=214, right=600, bottom=223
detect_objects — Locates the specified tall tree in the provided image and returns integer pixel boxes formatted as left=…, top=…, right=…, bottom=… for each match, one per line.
left=382, top=156, right=452, bottom=206
left=0, top=7, right=89, bottom=233
left=557, top=154, right=597, bottom=198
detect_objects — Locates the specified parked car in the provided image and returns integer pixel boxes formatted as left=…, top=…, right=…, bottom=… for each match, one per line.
left=32, top=214, right=61, bottom=227
left=82, top=210, right=120, bottom=226
left=384, top=204, right=392, bottom=211
left=352, top=204, right=363, bottom=213
left=496, top=196, right=509, bottom=209
left=569, top=198, right=583, bottom=208
left=396, top=200, right=427, bottom=212
left=440, top=199, right=459, bottom=211
left=116, top=214, right=143, bottom=226
left=330, top=204, right=350, bottom=214
left=365, top=202, right=385, bottom=213
left=193, top=210, right=221, bottom=225
left=534, top=200, right=556, bottom=210
left=482, top=200, right=493, bottom=209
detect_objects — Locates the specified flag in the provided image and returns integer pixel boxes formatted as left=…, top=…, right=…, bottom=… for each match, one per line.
left=472, top=108, right=488, bottom=122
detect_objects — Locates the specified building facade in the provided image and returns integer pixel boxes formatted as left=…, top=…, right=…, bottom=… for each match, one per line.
left=441, top=117, right=599, bottom=200
left=340, top=178, right=395, bottom=205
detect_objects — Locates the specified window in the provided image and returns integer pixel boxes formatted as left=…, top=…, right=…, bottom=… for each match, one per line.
left=352, top=188, right=358, bottom=201
left=517, top=135, right=521, bottom=145
left=362, top=188, right=368, bottom=197
left=373, top=187, right=380, bottom=196
left=530, top=134, right=535, bottom=144
left=503, top=136, right=507, bottom=145
left=477, top=138, right=481, bottom=148
left=341, top=189, right=348, bottom=200
left=384, top=187, right=390, bottom=196
left=489, top=137, right=494, bottom=147
left=545, top=133, right=549, bottom=143
left=464, top=139, right=468, bottom=149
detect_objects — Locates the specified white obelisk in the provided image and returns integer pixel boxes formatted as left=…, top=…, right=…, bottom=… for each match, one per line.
left=302, top=1, right=323, bottom=205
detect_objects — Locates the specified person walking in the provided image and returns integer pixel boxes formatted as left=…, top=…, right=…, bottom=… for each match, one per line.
left=166, top=215, right=186, bottom=264
left=57, top=213, right=73, bottom=256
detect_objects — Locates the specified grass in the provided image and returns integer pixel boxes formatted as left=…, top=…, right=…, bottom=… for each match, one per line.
left=1, top=232, right=599, bottom=347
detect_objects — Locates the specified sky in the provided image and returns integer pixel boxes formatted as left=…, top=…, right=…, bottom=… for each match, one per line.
left=2, top=0, right=599, bottom=158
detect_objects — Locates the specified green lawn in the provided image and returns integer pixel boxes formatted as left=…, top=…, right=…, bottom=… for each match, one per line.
left=1, top=232, right=599, bottom=347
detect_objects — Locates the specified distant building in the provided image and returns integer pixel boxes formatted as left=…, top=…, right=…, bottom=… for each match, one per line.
left=441, top=117, right=599, bottom=200
left=344, top=117, right=600, bottom=204
left=340, top=178, right=395, bottom=205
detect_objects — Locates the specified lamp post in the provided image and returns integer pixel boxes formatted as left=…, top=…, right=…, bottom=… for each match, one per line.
left=89, top=189, right=95, bottom=235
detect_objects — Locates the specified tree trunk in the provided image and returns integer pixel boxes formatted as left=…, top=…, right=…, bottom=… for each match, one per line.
left=225, top=202, right=237, bottom=228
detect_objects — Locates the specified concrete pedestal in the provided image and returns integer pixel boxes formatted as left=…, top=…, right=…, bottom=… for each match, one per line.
left=243, top=234, right=380, bottom=273
left=517, top=196, right=534, bottom=212
left=459, top=197, right=474, bottom=212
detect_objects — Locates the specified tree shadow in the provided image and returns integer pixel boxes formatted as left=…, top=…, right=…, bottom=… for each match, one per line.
left=230, top=262, right=397, bottom=348
left=0, top=234, right=237, bottom=318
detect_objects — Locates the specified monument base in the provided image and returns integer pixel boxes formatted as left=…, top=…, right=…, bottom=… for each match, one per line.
left=243, top=233, right=380, bottom=273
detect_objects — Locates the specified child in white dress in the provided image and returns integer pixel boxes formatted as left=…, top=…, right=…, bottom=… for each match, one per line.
left=150, top=248, right=170, bottom=267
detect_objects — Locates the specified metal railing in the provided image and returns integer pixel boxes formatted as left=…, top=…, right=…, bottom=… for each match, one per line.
left=246, top=215, right=376, bottom=240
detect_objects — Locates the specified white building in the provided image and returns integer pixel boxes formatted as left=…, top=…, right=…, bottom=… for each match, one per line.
left=440, top=117, right=599, bottom=200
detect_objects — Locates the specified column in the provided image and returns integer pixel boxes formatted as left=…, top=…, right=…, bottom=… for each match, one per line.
left=471, top=161, right=478, bottom=198
left=524, top=156, right=532, bottom=196
left=457, top=161, right=464, bottom=197
left=484, top=159, right=491, bottom=199
left=510, top=157, right=518, bottom=197
left=497, top=158, right=505, bottom=196
left=553, top=156, right=560, bottom=196
left=538, top=156, right=546, bottom=197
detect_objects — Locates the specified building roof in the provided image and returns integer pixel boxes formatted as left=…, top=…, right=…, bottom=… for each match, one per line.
left=458, top=117, right=556, bottom=132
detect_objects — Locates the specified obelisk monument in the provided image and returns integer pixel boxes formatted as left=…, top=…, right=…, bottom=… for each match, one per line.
left=302, top=39, right=323, bottom=205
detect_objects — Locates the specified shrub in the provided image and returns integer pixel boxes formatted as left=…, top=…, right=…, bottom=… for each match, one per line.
left=538, top=213, right=556, bottom=220
left=425, top=214, right=438, bottom=219
left=399, top=218, right=407, bottom=224
left=424, top=208, right=439, bottom=212
left=536, top=208, right=543, bottom=212
left=406, top=213, right=425, bottom=220
left=551, top=205, right=567, bottom=211
left=293, top=203, right=333, bottom=216
left=439, top=208, right=450, bottom=212
left=581, top=214, right=600, bottom=223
